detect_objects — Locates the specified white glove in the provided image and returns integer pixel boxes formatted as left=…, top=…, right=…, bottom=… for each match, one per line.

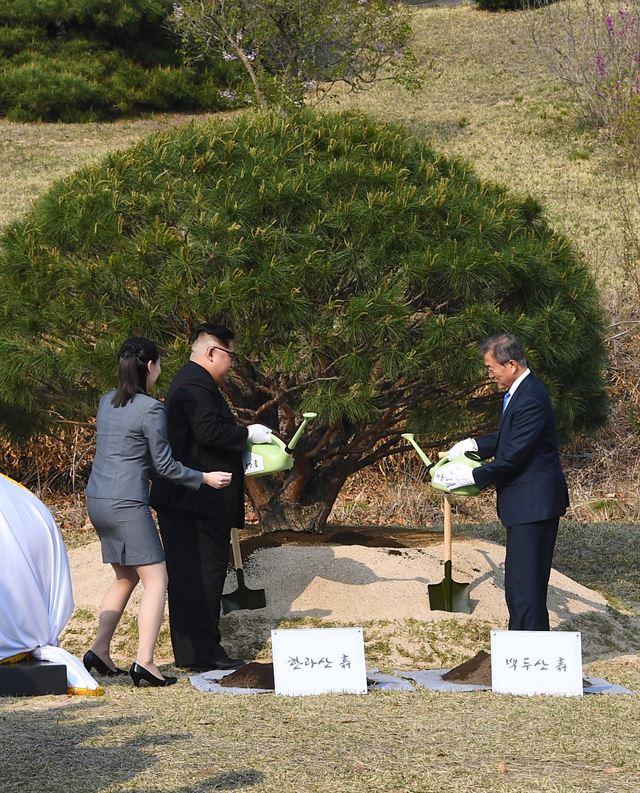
left=445, top=438, right=477, bottom=461
left=433, top=462, right=477, bottom=491
left=247, top=423, right=273, bottom=444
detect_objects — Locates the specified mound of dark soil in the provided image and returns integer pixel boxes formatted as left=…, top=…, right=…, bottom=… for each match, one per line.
left=442, top=650, right=492, bottom=686
left=239, top=527, right=412, bottom=558
left=330, top=530, right=403, bottom=548
left=219, top=662, right=275, bottom=690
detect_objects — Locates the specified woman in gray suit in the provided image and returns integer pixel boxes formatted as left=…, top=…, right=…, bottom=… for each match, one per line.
left=84, top=337, right=231, bottom=687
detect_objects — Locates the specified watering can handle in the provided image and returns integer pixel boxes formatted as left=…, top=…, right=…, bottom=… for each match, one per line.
left=428, top=451, right=451, bottom=476
left=285, top=412, right=317, bottom=454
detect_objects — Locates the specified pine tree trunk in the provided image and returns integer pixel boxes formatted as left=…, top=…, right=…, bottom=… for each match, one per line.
left=245, top=466, right=348, bottom=533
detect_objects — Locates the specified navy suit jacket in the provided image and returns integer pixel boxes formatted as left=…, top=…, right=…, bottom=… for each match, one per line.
left=472, top=372, right=568, bottom=527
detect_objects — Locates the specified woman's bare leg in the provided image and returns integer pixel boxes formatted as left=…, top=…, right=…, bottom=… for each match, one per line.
left=133, top=561, right=168, bottom=679
left=91, top=563, right=139, bottom=669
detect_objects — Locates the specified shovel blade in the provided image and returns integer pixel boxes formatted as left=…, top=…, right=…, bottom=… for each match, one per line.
left=427, top=561, right=471, bottom=614
left=221, top=568, right=266, bottom=613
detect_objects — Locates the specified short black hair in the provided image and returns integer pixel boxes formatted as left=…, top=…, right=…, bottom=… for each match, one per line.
left=479, top=333, right=527, bottom=367
left=189, top=322, right=234, bottom=346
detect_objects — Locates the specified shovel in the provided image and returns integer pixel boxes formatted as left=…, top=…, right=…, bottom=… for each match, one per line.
left=428, top=493, right=471, bottom=614
left=221, top=527, right=267, bottom=613
left=400, top=434, right=473, bottom=612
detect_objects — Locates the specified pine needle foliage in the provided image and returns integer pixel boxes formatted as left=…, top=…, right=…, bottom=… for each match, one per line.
left=0, top=1, right=237, bottom=121
left=0, top=110, right=607, bottom=529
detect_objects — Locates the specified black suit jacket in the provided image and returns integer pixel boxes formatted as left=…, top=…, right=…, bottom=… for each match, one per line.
left=472, top=372, right=569, bottom=527
left=149, top=361, right=248, bottom=525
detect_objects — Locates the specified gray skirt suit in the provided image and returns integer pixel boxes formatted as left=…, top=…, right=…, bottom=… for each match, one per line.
left=86, top=391, right=203, bottom=565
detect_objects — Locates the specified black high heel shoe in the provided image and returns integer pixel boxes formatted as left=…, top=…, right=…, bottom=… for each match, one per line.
left=83, top=649, right=128, bottom=677
left=129, top=662, right=177, bottom=688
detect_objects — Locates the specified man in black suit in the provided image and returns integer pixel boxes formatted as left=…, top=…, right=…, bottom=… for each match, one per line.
left=441, top=333, right=568, bottom=631
left=150, top=323, right=271, bottom=670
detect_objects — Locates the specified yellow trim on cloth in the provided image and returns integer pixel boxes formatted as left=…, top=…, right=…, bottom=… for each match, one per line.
left=67, top=686, right=105, bottom=697
left=0, top=475, right=101, bottom=694
left=0, top=473, right=29, bottom=490
left=0, top=652, right=34, bottom=665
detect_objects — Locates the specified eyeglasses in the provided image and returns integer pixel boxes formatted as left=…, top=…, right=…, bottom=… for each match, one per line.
left=210, top=346, right=237, bottom=361
left=485, top=360, right=514, bottom=375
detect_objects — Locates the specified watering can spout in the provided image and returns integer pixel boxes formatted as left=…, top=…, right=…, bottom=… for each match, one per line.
left=285, top=412, right=318, bottom=453
left=401, top=433, right=434, bottom=469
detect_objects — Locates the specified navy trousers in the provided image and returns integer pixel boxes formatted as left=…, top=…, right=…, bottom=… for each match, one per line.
left=504, top=518, right=559, bottom=631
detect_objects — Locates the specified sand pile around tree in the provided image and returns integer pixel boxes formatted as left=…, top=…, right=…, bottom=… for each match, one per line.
left=222, top=540, right=607, bottom=626
left=67, top=534, right=625, bottom=667
left=69, top=536, right=607, bottom=627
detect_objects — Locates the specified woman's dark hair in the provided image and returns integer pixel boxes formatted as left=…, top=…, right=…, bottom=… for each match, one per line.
left=111, top=337, right=159, bottom=408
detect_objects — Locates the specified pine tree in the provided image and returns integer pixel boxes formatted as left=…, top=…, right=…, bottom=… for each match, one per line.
left=0, top=110, right=607, bottom=530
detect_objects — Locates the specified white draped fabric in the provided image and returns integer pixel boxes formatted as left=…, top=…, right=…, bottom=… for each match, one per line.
left=0, top=474, right=101, bottom=694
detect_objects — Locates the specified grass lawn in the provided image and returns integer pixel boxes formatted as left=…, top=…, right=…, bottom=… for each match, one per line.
left=1, top=669, right=639, bottom=793
left=0, top=114, right=222, bottom=232
left=332, top=5, right=639, bottom=308
left=2, top=519, right=639, bottom=793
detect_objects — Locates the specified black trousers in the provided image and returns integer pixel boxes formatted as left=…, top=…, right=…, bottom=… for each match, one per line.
left=504, top=518, right=559, bottom=631
left=156, top=509, right=231, bottom=667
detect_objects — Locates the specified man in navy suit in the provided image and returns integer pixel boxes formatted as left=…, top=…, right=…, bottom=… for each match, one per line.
left=441, top=333, right=568, bottom=631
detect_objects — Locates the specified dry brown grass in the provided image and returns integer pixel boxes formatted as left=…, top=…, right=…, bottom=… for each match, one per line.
left=0, top=111, right=240, bottom=230
left=42, top=503, right=640, bottom=793
left=1, top=655, right=639, bottom=793
left=331, top=5, right=640, bottom=306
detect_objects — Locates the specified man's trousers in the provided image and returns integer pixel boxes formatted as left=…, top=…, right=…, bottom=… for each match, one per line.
left=504, top=518, right=559, bottom=631
left=156, top=509, right=230, bottom=667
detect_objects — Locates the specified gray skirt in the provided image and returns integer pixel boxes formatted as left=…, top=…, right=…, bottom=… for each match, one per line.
left=87, top=497, right=164, bottom=566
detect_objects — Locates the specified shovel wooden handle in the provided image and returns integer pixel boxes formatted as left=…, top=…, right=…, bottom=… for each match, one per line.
left=230, top=527, right=243, bottom=570
left=443, top=494, right=453, bottom=564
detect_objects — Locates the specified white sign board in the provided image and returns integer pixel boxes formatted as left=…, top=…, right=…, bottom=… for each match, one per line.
left=491, top=630, right=583, bottom=696
left=271, top=627, right=367, bottom=696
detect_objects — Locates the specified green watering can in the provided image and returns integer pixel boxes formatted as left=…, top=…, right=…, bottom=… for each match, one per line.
left=401, top=433, right=481, bottom=496
left=243, top=412, right=317, bottom=478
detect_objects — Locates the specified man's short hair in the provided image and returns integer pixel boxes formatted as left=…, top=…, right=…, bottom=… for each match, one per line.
left=479, top=333, right=527, bottom=367
left=190, top=322, right=234, bottom=347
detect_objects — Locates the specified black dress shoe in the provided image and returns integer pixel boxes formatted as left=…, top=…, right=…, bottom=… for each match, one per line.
left=83, top=650, right=128, bottom=677
left=184, top=657, right=246, bottom=672
left=129, top=662, right=177, bottom=688
left=212, top=657, right=246, bottom=670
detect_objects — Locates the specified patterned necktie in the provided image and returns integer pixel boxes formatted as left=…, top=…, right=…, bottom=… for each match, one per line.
left=502, top=391, right=511, bottom=414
